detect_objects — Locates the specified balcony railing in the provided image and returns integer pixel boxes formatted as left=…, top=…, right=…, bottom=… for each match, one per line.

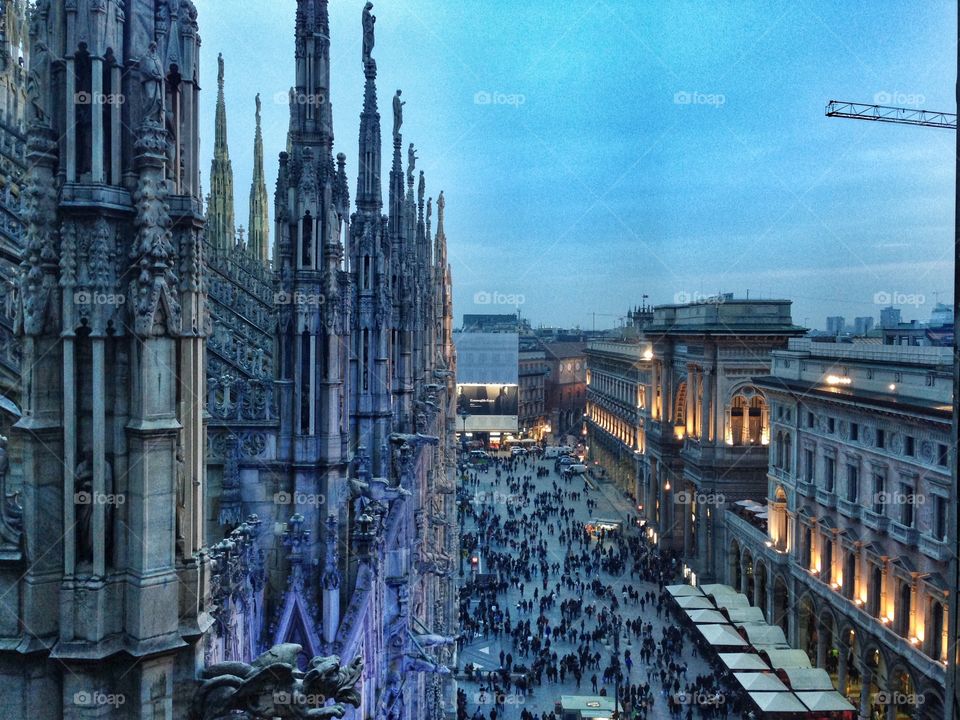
left=815, top=487, right=837, bottom=508
left=861, top=508, right=889, bottom=533
left=889, top=521, right=918, bottom=546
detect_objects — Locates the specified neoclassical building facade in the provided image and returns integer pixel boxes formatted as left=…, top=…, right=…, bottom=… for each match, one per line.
left=727, top=338, right=951, bottom=719
left=585, top=298, right=804, bottom=582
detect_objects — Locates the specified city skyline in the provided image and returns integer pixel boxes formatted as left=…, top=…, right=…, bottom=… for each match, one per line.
left=196, top=0, right=955, bottom=329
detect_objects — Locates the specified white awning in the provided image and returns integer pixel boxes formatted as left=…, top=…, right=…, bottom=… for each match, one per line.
left=697, top=623, right=749, bottom=648
left=747, top=691, right=808, bottom=713
left=796, top=690, right=857, bottom=712
left=666, top=583, right=704, bottom=597
left=780, top=667, right=835, bottom=691
left=725, top=606, right=767, bottom=625
left=719, top=653, right=770, bottom=671
left=675, top=596, right=714, bottom=609
left=763, top=649, right=812, bottom=670
left=734, top=672, right=789, bottom=693
left=686, top=609, right=729, bottom=624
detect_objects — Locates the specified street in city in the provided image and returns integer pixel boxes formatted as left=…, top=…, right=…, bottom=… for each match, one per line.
left=454, top=453, right=727, bottom=720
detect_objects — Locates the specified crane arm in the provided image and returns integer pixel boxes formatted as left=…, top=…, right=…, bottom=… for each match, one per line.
left=825, top=100, right=956, bottom=129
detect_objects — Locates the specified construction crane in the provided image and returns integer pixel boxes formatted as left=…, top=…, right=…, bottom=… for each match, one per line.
left=825, top=100, right=956, bottom=129
left=827, top=91, right=959, bottom=719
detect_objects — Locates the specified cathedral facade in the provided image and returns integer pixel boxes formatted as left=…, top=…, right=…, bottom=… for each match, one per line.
left=0, top=1, right=457, bottom=719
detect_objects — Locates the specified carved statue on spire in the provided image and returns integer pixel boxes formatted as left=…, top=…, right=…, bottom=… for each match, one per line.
left=362, top=2, right=376, bottom=62
left=392, top=89, right=404, bottom=140
left=255, top=92, right=262, bottom=123
left=407, top=143, right=417, bottom=185
left=217, top=52, right=225, bottom=90
left=26, top=40, right=50, bottom=125
left=139, top=42, right=165, bottom=124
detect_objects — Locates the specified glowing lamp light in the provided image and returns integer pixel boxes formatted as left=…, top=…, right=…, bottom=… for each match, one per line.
left=909, top=636, right=920, bottom=646
left=642, top=349, right=654, bottom=361
left=825, top=375, right=852, bottom=386
left=664, top=481, right=671, bottom=491
left=888, top=384, right=896, bottom=391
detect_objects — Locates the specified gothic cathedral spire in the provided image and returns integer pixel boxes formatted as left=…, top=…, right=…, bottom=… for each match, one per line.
left=248, top=93, right=270, bottom=263
left=208, top=52, right=236, bottom=251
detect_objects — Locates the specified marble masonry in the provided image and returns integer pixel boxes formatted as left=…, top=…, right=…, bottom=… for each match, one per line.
left=0, top=1, right=458, bottom=719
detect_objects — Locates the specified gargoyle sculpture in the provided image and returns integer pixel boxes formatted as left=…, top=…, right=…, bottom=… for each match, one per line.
left=191, top=643, right=363, bottom=720
left=413, top=633, right=455, bottom=648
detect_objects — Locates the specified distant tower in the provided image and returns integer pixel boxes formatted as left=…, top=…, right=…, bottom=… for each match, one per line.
left=349, top=16, right=393, bottom=474
left=273, top=0, right=350, bottom=649
left=248, top=93, right=270, bottom=263
left=4, top=0, right=207, bottom=718
left=208, top=52, right=236, bottom=251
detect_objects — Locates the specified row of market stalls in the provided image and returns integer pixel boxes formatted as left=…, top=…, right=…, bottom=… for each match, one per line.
left=667, top=583, right=856, bottom=719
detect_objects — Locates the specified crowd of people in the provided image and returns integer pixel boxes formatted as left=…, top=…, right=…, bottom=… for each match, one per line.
left=454, top=450, right=743, bottom=720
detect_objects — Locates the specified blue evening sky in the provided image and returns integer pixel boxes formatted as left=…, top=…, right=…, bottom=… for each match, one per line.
left=194, top=0, right=956, bottom=330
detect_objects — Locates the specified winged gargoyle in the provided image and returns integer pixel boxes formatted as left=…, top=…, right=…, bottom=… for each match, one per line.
left=191, top=643, right=363, bottom=720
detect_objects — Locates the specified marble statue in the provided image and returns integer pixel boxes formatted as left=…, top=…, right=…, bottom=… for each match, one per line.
left=392, top=89, right=404, bottom=139
left=361, top=2, right=375, bottom=61
left=192, top=643, right=363, bottom=720
left=407, top=143, right=417, bottom=184
left=26, top=41, right=49, bottom=124
left=139, top=42, right=165, bottom=123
